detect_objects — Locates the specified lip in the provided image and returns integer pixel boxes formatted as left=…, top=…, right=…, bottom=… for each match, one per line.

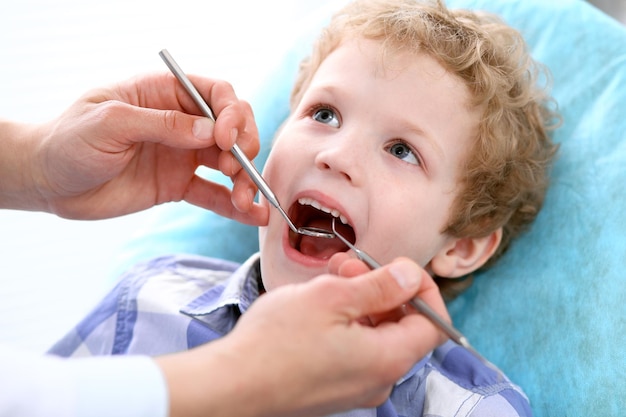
left=282, top=189, right=354, bottom=267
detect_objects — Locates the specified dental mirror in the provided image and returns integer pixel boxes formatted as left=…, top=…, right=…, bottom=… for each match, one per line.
left=159, top=49, right=334, bottom=239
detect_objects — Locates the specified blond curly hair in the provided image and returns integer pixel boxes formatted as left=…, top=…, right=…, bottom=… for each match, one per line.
left=290, top=0, right=559, bottom=298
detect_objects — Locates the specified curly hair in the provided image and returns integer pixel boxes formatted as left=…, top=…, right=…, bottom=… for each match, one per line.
left=290, top=0, right=559, bottom=298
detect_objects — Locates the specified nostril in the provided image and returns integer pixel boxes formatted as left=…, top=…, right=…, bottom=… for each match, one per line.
left=315, top=149, right=358, bottom=184
left=316, top=161, right=353, bottom=181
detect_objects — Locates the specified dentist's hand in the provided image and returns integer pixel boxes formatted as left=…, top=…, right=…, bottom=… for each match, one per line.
left=159, top=256, right=448, bottom=417
left=1, top=73, right=268, bottom=225
left=329, top=252, right=451, bottom=327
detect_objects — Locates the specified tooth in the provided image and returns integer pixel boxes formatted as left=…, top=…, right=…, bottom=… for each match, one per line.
left=298, top=197, right=350, bottom=226
left=311, top=200, right=322, bottom=210
left=298, top=197, right=314, bottom=207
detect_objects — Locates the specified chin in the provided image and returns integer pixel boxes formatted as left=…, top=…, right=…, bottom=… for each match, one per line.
left=260, top=255, right=324, bottom=292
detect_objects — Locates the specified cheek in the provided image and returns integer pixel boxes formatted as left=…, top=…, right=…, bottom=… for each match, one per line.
left=258, top=261, right=275, bottom=291
left=371, top=198, right=451, bottom=265
left=261, top=156, right=279, bottom=186
left=261, top=144, right=297, bottom=192
left=258, top=233, right=279, bottom=291
left=258, top=206, right=282, bottom=263
left=258, top=224, right=268, bottom=251
left=258, top=215, right=290, bottom=292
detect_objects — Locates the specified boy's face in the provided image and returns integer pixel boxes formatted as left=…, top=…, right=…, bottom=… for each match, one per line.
left=258, top=38, right=482, bottom=291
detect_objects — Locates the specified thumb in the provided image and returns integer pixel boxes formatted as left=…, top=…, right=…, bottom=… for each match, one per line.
left=344, top=258, right=428, bottom=319
left=120, top=104, right=216, bottom=149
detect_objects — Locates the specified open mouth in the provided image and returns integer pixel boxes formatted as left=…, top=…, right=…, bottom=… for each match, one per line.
left=288, top=197, right=356, bottom=260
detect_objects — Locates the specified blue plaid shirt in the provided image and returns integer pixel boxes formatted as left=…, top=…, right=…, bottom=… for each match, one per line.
left=48, top=254, right=532, bottom=417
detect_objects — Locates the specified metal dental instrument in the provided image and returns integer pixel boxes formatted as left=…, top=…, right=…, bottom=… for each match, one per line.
left=159, top=49, right=334, bottom=239
left=331, top=218, right=492, bottom=365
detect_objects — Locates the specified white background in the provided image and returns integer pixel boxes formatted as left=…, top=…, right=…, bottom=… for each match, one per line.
left=0, top=0, right=336, bottom=353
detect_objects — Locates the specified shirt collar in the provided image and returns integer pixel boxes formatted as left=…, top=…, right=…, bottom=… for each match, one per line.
left=180, top=253, right=261, bottom=335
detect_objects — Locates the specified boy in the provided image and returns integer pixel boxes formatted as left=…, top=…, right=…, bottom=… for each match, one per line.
left=49, top=0, right=557, bottom=415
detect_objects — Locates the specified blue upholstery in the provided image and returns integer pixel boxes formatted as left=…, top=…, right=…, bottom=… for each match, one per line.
left=116, top=1, right=626, bottom=415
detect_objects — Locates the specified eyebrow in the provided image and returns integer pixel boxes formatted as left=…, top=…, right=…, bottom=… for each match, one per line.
left=394, top=118, right=445, bottom=163
left=306, top=84, right=341, bottom=103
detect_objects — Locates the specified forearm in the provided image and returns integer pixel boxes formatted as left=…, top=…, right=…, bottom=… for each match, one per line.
left=0, top=119, right=47, bottom=211
left=157, top=339, right=285, bottom=417
left=157, top=331, right=348, bottom=417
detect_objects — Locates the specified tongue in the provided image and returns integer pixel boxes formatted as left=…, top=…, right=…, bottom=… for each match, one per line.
left=297, top=218, right=346, bottom=259
left=299, top=235, right=345, bottom=259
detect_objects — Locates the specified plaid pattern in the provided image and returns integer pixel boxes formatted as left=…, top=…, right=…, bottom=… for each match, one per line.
left=49, top=254, right=531, bottom=417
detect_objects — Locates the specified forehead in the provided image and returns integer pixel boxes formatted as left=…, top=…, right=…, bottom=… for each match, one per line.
left=306, top=38, right=474, bottom=113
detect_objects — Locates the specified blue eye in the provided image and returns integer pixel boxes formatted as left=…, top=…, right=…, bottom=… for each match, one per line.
left=387, top=142, right=420, bottom=165
left=312, top=106, right=340, bottom=128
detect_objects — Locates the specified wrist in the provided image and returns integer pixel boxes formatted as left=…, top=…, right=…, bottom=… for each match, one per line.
left=157, top=336, right=290, bottom=417
left=0, top=120, right=46, bottom=211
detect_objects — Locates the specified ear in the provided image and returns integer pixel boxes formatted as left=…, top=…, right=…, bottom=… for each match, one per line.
left=430, top=228, right=503, bottom=278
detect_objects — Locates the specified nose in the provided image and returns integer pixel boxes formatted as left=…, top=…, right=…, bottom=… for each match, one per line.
left=314, top=130, right=367, bottom=185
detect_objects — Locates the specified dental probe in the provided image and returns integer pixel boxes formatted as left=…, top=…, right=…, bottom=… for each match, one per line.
left=159, top=49, right=333, bottom=239
left=331, top=219, right=494, bottom=367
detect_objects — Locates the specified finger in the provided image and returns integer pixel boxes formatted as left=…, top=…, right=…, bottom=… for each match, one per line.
left=408, top=266, right=451, bottom=326
left=330, top=255, right=424, bottom=328
left=184, top=175, right=269, bottom=226
left=230, top=168, right=259, bottom=213
left=328, top=253, right=359, bottom=274
left=339, top=258, right=426, bottom=319
left=214, top=104, right=261, bottom=179
left=212, top=99, right=258, bottom=150
left=361, top=267, right=450, bottom=374
left=337, top=258, right=372, bottom=278
left=328, top=255, right=450, bottom=334
left=107, top=101, right=218, bottom=150
left=116, top=73, right=227, bottom=115
left=193, top=78, right=258, bottom=153
left=204, top=81, right=248, bottom=144
left=178, top=77, right=260, bottom=160
left=217, top=146, right=242, bottom=177
left=196, top=77, right=240, bottom=122
left=366, top=310, right=446, bottom=378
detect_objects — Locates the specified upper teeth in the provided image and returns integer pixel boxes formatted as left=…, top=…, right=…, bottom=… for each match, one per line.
left=298, top=197, right=349, bottom=225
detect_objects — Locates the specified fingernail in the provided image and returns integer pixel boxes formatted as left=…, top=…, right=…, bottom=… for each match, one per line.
left=389, top=262, right=420, bottom=289
left=232, top=194, right=243, bottom=212
left=230, top=128, right=238, bottom=145
left=192, top=118, right=214, bottom=140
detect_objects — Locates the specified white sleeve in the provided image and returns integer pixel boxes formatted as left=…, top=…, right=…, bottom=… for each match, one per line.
left=0, top=344, right=168, bottom=417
